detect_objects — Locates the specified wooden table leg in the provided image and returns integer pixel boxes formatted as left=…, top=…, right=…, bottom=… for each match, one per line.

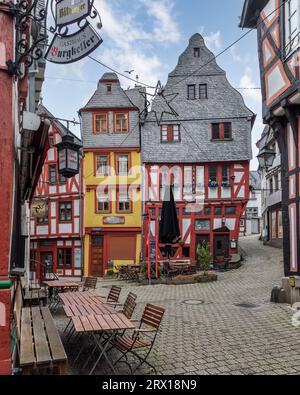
left=22, top=366, right=31, bottom=375
left=58, top=361, right=68, bottom=375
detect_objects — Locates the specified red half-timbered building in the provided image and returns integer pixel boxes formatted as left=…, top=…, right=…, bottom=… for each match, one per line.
left=141, top=34, right=255, bottom=264
left=30, top=105, right=83, bottom=280
left=240, top=0, right=300, bottom=276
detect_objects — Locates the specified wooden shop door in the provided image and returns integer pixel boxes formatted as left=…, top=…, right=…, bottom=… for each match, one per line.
left=91, top=235, right=104, bottom=277
left=213, top=234, right=229, bottom=258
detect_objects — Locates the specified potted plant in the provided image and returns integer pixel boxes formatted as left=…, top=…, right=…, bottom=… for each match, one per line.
left=196, top=242, right=217, bottom=283
left=106, top=269, right=116, bottom=277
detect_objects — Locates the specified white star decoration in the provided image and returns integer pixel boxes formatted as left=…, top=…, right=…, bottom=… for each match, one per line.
left=139, top=81, right=179, bottom=126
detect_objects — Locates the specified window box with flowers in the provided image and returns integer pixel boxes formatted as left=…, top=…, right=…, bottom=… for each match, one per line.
left=208, top=180, right=218, bottom=188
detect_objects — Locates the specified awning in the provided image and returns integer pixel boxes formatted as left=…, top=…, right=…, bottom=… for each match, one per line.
left=20, top=114, right=51, bottom=202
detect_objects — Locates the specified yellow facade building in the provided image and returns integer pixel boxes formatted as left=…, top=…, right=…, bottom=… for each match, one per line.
left=80, top=73, right=145, bottom=277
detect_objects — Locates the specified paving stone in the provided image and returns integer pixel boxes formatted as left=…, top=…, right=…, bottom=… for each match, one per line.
left=53, top=236, right=300, bottom=376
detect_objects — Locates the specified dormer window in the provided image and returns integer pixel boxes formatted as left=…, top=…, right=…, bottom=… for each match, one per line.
left=194, top=48, right=200, bottom=57
left=161, top=125, right=181, bottom=142
left=211, top=122, right=232, bottom=140
left=106, top=84, right=112, bottom=93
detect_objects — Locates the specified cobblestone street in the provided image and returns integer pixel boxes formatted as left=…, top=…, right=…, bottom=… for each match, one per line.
left=56, top=236, right=300, bottom=375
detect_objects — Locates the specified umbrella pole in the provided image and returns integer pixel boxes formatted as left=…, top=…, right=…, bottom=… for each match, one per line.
left=156, top=220, right=159, bottom=279
left=148, top=214, right=151, bottom=286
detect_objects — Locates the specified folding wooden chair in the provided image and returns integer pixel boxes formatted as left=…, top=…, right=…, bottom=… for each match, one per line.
left=106, top=285, right=122, bottom=307
left=110, top=303, right=165, bottom=374
left=80, top=276, right=98, bottom=291
left=119, top=292, right=137, bottom=319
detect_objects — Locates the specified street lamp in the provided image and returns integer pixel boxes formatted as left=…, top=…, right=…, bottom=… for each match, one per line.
left=257, top=146, right=276, bottom=169
left=56, top=135, right=81, bottom=178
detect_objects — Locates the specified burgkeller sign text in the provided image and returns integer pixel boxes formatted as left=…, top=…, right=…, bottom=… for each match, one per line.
left=46, top=0, right=102, bottom=64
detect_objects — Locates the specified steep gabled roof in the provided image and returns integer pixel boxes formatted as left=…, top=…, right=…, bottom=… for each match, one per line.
left=142, top=33, right=254, bottom=163
left=125, top=86, right=147, bottom=114
left=81, top=73, right=138, bottom=110
left=168, top=33, right=225, bottom=78
left=147, top=33, right=254, bottom=123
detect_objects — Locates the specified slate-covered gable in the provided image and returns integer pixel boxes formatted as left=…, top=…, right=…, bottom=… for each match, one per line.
left=142, top=33, right=255, bottom=163
left=80, top=73, right=143, bottom=149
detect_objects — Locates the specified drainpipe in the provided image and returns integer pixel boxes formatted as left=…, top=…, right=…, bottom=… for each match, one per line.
left=78, top=112, right=84, bottom=282
left=79, top=154, right=84, bottom=282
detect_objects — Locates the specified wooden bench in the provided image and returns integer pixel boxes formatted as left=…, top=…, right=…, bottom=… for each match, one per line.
left=20, top=306, right=67, bottom=374
left=14, top=282, right=68, bottom=375
left=20, top=277, right=47, bottom=307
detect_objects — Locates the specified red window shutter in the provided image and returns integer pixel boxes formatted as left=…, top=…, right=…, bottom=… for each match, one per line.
left=220, top=123, right=224, bottom=140
left=167, top=125, right=173, bottom=141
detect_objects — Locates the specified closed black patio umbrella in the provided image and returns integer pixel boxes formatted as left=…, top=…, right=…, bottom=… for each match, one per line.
left=159, top=185, right=181, bottom=258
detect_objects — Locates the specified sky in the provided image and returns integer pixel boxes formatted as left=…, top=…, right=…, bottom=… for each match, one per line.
left=42, top=0, right=263, bottom=170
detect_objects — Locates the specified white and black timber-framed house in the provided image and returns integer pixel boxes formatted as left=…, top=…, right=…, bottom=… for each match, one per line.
left=240, top=0, right=300, bottom=276
left=141, top=33, right=255, bottom=264
left=30, top=105, right=83, bottom=282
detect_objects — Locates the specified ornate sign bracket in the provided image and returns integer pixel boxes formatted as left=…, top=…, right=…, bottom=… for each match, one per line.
left=6, top=0, right=103, bottom=76
left=7, top=0, right=48, bottom=77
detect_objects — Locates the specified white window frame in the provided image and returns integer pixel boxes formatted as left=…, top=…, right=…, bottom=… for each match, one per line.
left=284, top=0, right=300, bottom=57
left=173, top=125, right=180, bottom=142
left=161, top=125, right=168, bottom=142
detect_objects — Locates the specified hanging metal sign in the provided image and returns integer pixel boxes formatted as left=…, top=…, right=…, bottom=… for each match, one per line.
left=45, top=0, right=103, bottom=64
left=31, top=199, right=48, bottom=218
left=56, top=0, right=91, bottom=26
left=45, top=24, right=102, bottom=64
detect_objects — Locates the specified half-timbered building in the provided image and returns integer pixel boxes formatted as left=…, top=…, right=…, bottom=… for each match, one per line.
left=240, top=0, right=300, bottom=275
left=141, top=33, right=255, bottom=264
left=30, top=105, right=83, bottom=281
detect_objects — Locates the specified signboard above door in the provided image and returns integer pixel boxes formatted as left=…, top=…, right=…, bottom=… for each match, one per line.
left=56, top=0, right=91, bottom=27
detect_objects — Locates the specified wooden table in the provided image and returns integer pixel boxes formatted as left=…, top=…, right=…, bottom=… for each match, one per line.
left=58, top=291, right=105, bottom=306
left=44, top=281, right=79, bottom=310
left=72, top=312, right=135, bottom=375
left=59, top=291, right=109, bottom=338
left=20, top=306, right=67, bottom=374
left=64, top=303, right=115, bottom=318
left=44, top=280, right=80, bottom=289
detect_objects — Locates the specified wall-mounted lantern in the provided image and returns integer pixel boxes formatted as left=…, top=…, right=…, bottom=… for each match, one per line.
left=56, top=135, right=81, bottom=178
left=257, top=147, right=276, bottom=169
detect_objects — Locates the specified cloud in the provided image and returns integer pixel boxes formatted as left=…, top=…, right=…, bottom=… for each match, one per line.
left=91, top=0, right=179, bottom=88
left=203, top=31, right=222, bottom=52
left=141, top=0, right=181, bottom=45
left=230, top=45, right=243, bottom=63
left=100, top=47, right=162, bottom=89
left=239, top=67, right=262, bottom=103
left=238, top=67, right=263, bottom=170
